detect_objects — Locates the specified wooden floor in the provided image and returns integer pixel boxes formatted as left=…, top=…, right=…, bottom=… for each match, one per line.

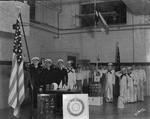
left=0, top=96, right=150, bottom=119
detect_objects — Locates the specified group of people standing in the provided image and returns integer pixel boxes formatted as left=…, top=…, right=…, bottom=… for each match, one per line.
left=25, top=56, right=147, bottom=108
left=116, top=65, right=146, bottom=108
left=26, top=57, right=91, bottom=108
left=93, top=63, right=146, bottom=108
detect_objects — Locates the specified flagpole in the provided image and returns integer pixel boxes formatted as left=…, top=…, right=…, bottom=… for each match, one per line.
left=132, top=14, right=135, bottom=62
left=94, top=0, right=96, bottom=28
left=19, top=12, right=31, bottom=63
left=115, top=41, right=120, bottom=97
left=19, top=12, right=34, bottom=112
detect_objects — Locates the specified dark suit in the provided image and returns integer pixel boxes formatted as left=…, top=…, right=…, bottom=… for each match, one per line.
left=29, top=64, right=43, bottom=108
left=55, top=67, right=68, bottom=86
left=42, top=67, right=54, bottom=92
left=54, top=67, right=68, bottom=110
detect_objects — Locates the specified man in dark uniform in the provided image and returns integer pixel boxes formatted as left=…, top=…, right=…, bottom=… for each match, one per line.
left=54, top=59, right=68, bottom=113
left=29, top=57, right=43, bottom=108
left=55, top=59, right=68, bottom=87
left=42, top=59, right=54, bottom=93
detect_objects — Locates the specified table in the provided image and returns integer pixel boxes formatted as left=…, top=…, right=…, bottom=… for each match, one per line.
left=46, top=89, right=81, bottom=114
left=47, top=89, right=81, bottom=94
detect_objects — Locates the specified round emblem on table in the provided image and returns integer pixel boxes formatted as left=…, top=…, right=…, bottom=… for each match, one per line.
left=67, top=98, right=84, bottom=116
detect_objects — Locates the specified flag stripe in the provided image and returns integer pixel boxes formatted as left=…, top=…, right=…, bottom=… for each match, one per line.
left=18, top=61, right=25, bottom=104
left=18, top=69, right=24, bottom=83
left=8, top=79, right=17, bottom=102
left=18, top=75, right=24, bottom=87
left=11, top=99, right=17, bottom=110
left=9, top=74, right=17, bottom=94
left=9, top=95, right=17, bottom=109
left=95, top=10, right=109, bottom=34
left=8, top=90, right=17, bottom=108
left=98, top=12, right=109, bottom=34
left=19, top=87, right=25, bottom=103
left=99, top=12, right=108, bottom=26
left=8, top=54, right=18, bottom=108
left=18, top=61, right=23, bottom=73
left=9, top=54, right=17, bottom=86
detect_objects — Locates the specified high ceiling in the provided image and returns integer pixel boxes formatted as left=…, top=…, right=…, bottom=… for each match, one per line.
left=50, top=0, right=120, bottom=5
left=49, top=0, right=150, bottom=15
left=122, top=0, right=150, bottom=15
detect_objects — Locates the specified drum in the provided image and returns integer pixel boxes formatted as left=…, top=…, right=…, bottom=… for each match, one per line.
left=37, top=94, right=56, bottom=119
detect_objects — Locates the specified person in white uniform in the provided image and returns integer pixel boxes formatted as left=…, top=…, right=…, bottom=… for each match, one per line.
left=76, top=67, right=84, bottom=91
left=85, top=65, right=92, bottom=84
left=81, top=65, right=88, bottom=85
left=132, top=65, right=139, bottom=102
left=115, top=68, right=128, bottom=103
left=66, top=61, right=76, bottom=90
left=102, top=63, right=115, bottom=102
left=126, top=67, right=135, bottom=103
left=137, top=65, right=146, bottom=101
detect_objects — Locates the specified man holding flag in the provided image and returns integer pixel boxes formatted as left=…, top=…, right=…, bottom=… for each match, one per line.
left=8, top=16, right=25, bottom=118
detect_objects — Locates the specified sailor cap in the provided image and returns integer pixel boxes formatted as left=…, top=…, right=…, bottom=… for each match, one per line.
left=45, top=59, right=52, bottom=63
left=121, top=68, right=126, bottom=71
left=127, top=67, right=132, bottom=70
left=108, top=63, right=113, bottom=66
left=31, top=57, right=40, bottom=61
left=57, top=59, right=64, bottom=63
left=67, top=60, right=72, bottom=64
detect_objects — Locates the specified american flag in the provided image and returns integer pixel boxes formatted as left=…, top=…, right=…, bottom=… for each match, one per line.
left=8, top=17, right=25, bottom=118
left=115, top=41, right=121, bottom=96
left=95, top=11, right=109, bottom=34
left=115, top=42, right=120, bottom=71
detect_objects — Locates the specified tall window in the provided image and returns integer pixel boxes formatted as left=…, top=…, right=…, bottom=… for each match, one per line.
left=27, top=0, right=35, bottom=20
left=80, top=3, right=95, bottom=27
left=80, top=1, right=126, bottom=27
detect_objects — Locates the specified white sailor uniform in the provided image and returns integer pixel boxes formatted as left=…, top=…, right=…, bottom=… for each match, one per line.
left=102, top=69, right=115, bottom=102
left=67, top=67, right=76, bottom=90
left=137, top=69, right=146, bottom=101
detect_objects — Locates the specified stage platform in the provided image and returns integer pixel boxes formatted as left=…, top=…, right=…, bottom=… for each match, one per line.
left=0, top=96, right=150, bottom=119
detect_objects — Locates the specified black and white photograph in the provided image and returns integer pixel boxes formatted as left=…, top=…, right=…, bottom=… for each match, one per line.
left=0, top=0, right=150, bottom=119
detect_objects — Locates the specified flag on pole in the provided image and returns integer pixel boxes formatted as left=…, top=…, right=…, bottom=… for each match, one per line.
left=8, top=16, right=25, bottom=118
left=114, top=41, right=120, bottom=97
left=95, top=11, right=109, bottom=34
left=95, top=11, right=99, bottom=25
left=115, top=42, right=120, bottom=71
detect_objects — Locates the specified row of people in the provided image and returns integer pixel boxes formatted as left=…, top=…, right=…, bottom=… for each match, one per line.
left=116, top=66, right=146, bottom=108
left=27, top=57, right=66, bottom=108
left=93, top=63, right=146, bottom=104
left=116, top=66, right=146, bottom=103
left=94, top=63, right=146, bottom=102
left=26, top=57, right=146, bottom=108
left=27, top=57, right=91, bottom=108
left=29, top=57, right=92, bottom=90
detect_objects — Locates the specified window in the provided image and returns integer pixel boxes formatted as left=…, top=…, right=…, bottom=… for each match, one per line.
left=15, top=0, right=24, bottom=2
left=27, top=0, right=35, bottom=20
left=80, top=3, right=95, bottom=27
left=80, top=1, right=126, bottom=27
